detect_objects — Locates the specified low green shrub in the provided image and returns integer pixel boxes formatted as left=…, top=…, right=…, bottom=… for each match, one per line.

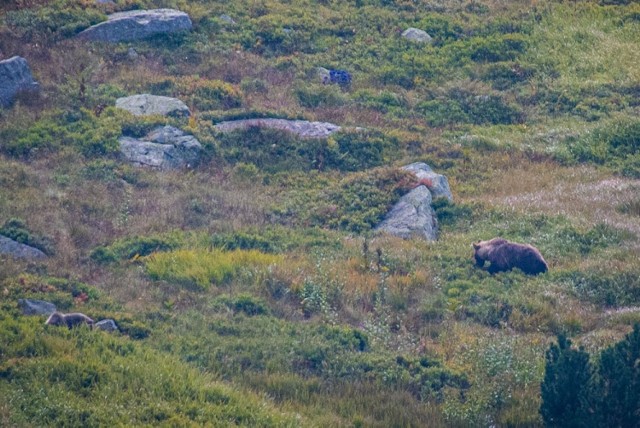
left=556, top=268, right=640, bottom=307
left=217, top=126, right=398, bottom=173
left=418, top=89, right=523, bottom=127
left=3, top=2, right=105, bottom=43
left=321, top=167, right=418, bottom=233
left=0, top=317, right=294, bottom=426
left=353, top=89, right=408, bottom=114
left=0, top=108, right=125, bottom=158
left=294, top=84, right=349, bottom=108
left=81, top=159, right=139, bottom=184
left=482, top=62, right=535, bottom=90
left=90, top=233, right=183, bottom=264
left=211, top=226, right=337, bottom=253
left=432, top=198, right=475, bottom=229
left=147, top=77, right=242, bottom=111
left=563, top=118, right=640, bottom=177
left=213, top=294, right=270, bottom=316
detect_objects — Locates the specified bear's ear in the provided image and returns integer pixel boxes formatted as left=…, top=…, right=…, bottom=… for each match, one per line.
left=472, top=242, right=480, bottom=250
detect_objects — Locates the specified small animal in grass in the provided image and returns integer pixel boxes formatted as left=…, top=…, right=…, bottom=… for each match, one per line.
left=45, top=312, right=95, bottom=329
left=472, top=237, right=548, bottom=275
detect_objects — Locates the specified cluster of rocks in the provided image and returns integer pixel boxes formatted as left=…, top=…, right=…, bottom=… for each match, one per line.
left=119, top=125, right=202, bottom=170
left=18, top=299, right=119, bottom=332
left=375, top=162, right=452, bottom=241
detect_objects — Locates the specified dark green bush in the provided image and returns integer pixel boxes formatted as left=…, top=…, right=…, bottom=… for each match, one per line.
left=482, top=62, right=535, bottom=90
left=327, top=129, right=399, bottom=171
left=450, top=34, right=528, bottom=64
left=4, top=3, right=105, bottom=43
left=214, top=294, right=269, bottom=316
left=417, top=15, right=464, bottom=45
left=432, top=198, right=474, bottom=228
left=217, top=126, right=397, bottom=174
left=322, top=167, right=417, bottom=233
left=561, top=119, right=640, bottom=176
left=217, top=126, right=327, bottom=173
left=418, top=89, right=523, bottom=127
left=117, top=319, right=151, bottom=340
left=90, top=234, right=182, bottom=264
left=211, top=226, right=337, bottom=253
left=353, top=89, right=408, bottom=115
left=81, top=160, right=139, bottom=184
left=557, top=269, right=640, bottom=307
left=0, top=109, right=121, bottom=159
left=294, top=84, right=348, bottom=108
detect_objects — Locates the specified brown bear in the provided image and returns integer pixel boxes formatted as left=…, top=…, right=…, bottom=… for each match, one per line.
left=45, top=312, right=94, bottom=329
left=472, top=238, right=548, bottom=275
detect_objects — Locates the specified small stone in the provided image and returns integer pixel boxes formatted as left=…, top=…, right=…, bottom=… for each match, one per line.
left=401, top=28, right=433, bottom=44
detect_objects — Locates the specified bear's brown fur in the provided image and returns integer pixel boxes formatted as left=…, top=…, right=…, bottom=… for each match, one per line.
left=473, top=238, right=548, bottom=275
left=45, top=312, right=94, bottom=329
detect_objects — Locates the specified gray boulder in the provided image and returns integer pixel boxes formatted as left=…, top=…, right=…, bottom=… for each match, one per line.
left=18, top=299, right=56, bottom=316
left=95, top=319, right=119, bottom=332
left=115, top=94, right=190, bottom=117
left=375, top=162, right=453, bottom=241
left=401, top=28, right=432, bottom=44
left=375, top=186, right=438, bottom=241
left=77, top=9, right=192, bottom=42
left=0, top=235, right=47, bottom=260
left=119, top=125, right=202, bottom=170
left=215, top=118, right=341, bottom=139
left=402, top=162, right=453, bottom=201
left=0, top=56, right=40, bottom=108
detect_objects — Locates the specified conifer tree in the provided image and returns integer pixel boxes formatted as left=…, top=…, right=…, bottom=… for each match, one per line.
left=596, top=324, right=640, bottom=428
left=540, top=335, right=594, bottom=428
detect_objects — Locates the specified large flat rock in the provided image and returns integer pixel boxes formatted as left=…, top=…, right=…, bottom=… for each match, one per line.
left=115, top=94, right=190, bottom=117
left=0, top=56, right=39, bottom=108
left=0, top=235, right=47, bottom=260
left=77, top=9, right=192, bottom=42
left=119, top=125, right=202, bottom=170
left=215, top=118, right=341, bottom=139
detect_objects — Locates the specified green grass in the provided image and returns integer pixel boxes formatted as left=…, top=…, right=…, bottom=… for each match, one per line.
left=143, top=248, right=281, bottom=290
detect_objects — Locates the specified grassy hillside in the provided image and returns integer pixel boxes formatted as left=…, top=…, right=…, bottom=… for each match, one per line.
left=1, top=0, right=639, bottom=426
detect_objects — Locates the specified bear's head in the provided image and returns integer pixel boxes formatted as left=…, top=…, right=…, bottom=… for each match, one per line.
left=472, top=238, right=508, bottom=266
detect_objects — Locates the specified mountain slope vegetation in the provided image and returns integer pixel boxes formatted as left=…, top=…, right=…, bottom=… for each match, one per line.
left=1, top=0, right=639, bottom=426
